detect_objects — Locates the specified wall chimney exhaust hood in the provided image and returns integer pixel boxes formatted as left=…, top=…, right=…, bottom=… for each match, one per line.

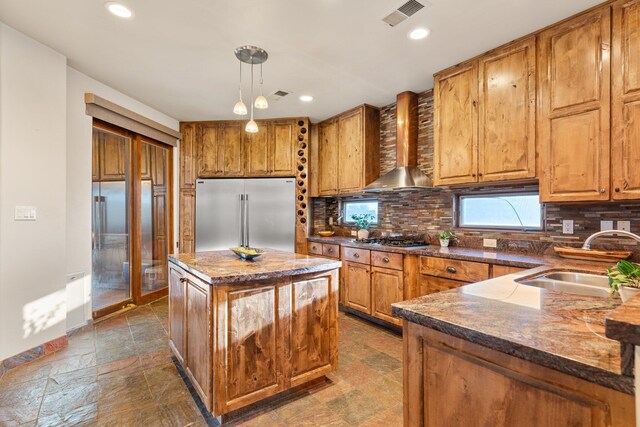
left=364, top=91, right=431, bottom=192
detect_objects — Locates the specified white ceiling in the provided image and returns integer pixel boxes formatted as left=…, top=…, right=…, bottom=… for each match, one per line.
left=0, top=0, right=603, bottom=122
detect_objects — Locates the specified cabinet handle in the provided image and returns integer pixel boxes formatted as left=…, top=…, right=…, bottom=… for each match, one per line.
left=354, top=253, right=360, bottom=258
left=478, top=173, right=483, bottom=177
left=599, top=188, right=606, bottom=194
left=179, top=277, right=187, bottom=283
left=471, top=173, right=476, bottom=177
left=312, top=246, right=317, bottom=250
left=383, top=257, right=390, bottom=263
left=327, top=248, right=333, bottom=253
left=446, top=266, right=457, bottom=274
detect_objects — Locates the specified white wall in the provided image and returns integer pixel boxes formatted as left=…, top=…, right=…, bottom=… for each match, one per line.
left=0, top=23, right=67, bottom=361
left=66, top=67, right=179, bottom=329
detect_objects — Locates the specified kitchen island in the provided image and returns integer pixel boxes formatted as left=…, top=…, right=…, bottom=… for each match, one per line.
left=392, top=262, right=635, bottom=427
left=168, top=250, right=341, bottom=423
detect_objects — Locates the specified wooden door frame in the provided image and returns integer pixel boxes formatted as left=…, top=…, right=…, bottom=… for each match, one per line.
left=92, top=119, right=174, bottom=318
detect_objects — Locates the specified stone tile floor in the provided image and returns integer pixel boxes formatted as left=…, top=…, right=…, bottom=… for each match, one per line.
left=0, top=298, right=403, bottom=426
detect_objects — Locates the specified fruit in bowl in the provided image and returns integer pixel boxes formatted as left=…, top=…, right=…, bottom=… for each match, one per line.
left=230, top=247, right=265, bottom=261
left=318, top=231, right=335, bottom=237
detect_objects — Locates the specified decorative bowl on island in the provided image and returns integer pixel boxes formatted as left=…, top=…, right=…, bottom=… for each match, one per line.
left=318, top=230, right=335, bottom=237
left=230, top=247, right=265, bottom=261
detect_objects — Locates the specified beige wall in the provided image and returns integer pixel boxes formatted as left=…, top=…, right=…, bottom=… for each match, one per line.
left=0, top=23, right=67, bottom=360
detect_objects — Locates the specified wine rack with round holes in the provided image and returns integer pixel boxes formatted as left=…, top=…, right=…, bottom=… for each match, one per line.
left=294, top=118, right=309, bottom=253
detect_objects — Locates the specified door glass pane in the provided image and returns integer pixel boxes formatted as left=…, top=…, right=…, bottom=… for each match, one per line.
left=141, top=141, right=170, bottom=295
left=92, top=126, right=131, bottom=312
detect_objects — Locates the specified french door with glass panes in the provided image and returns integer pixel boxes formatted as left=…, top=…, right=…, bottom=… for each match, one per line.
left=91, top=120, right=173, bottom=318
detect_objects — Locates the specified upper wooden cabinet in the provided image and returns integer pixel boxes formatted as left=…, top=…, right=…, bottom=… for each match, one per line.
left=434, top=37, right=536, bottom=186
left=434, top=62, right=478, bottom=186
left=538, top=7, right=611, bottom=202
left=317, top=105, right=380, bottom=195
left=612, top=0, right=640, bottom=200
left=198, top=122, right=244, bottom=177
left=244, top=123, right=270, bottom=176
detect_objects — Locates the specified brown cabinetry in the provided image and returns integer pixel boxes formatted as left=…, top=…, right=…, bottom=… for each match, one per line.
left=417, top=256, right=490, bottom=297
left=538, top=7, right=611, bottom=202
left=198, top=122, right=244, bottom=177
left=342, top=248, right=405, bottom=326
left=434, top=37, right=536, bottom=186
left=317, top=105, right=380, bottom=195
left=612, top=0, right=640, bottom=200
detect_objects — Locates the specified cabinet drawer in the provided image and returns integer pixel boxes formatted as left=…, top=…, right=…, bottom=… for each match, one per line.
left=322, top=244, right=340, bottom=259
left=419, top=257, right=489, bottom=282
left=342, top=247, right=370, bottom=264
left=371, top=251, right=403, bottom=271
left=417, top=275, right=467, bottom=296
left=308, top=242, right=323, bottom=256
left=492, top=264, right=526, bottom=278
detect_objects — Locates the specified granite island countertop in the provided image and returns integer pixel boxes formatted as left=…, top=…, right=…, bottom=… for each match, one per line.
left=392, top=263, right=634, bottom=395
left=169, top=250, right=342, bottom=285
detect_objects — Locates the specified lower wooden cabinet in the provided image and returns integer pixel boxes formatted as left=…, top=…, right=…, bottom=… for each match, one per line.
left=371, top=267, right=403, bottom=325
left=344, top=261, right=372, bottom=314
left=418, top=275, right=467, bottom=296
left=185, top=278, right=211, bottom=409
left=168, top=266, right=187, bottom=364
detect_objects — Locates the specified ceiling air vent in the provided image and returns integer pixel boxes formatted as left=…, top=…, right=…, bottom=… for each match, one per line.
left=268, top=90, right=289, bottom=101
left=382, top=0, right=427, bottom=27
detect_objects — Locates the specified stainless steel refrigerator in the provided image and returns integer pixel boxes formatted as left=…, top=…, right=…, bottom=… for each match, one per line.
left=195, top=178, right=296, bottom=252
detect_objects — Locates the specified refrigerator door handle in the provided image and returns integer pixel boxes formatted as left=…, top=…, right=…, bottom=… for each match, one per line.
left=239, top=194, right=245, bottom=247
left=244, top=194, right=250, bottom=248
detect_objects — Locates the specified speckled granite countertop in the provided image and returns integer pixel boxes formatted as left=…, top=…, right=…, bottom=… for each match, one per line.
left=606, top=294, right=640, bottom=346
left=308, top=235, right=549, bottom=267
left=392, top=263, right=634, bottom=395
left=169, top=250, right=342, bottom=285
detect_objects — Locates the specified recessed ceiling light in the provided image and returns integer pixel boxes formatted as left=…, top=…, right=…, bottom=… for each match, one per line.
left=105, top=2, right=134, bottom=18
left=299, top=95, right=314, bottom=102
left=408, top=27, right=430, bottom=40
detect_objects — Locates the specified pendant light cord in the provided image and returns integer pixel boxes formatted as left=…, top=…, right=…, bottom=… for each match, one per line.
left=250, top=62, right=254, bottom=120
left=260, top=63, right=264, bottom=96
left=238, top=60, right=242, bottom=98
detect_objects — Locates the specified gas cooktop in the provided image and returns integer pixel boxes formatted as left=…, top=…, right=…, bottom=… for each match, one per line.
left=355, top=237, right=429, bottom=247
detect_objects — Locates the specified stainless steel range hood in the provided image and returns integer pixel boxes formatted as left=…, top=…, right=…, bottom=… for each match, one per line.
left=364, top=91, right=431, bottom=192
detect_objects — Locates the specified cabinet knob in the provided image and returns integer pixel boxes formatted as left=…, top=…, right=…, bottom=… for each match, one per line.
left=383, top=257, right=390, bottom=263
left=327, top=248, right=333, bottom=253
left=312, top=246, right=317, bottom=250
left=599, top=188, right=606, bottom=194
left=478, top=173, right=483, bottom=177
left=179, top=277, right=187, bottom=283
left=472, top=173, right=476, bottom=177
left=446, top=266, right=457, bottom=274
left=615, top=187, right=621, bottom=193
left=353, top=253, right=360, bottom=258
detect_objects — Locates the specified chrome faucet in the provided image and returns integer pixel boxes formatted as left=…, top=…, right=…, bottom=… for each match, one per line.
left=581, top=230, right=640, bottom=250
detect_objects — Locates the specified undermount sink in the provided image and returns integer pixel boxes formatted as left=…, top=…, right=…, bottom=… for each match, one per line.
left=518, top=271, right=611, bottom=298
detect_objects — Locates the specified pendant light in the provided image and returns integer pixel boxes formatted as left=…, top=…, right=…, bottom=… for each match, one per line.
left=234, top=46, right=268, bottom=132
left=245, top=63, right=259, bottom=133
left=254, top=63, right=268, bottom=109
left=233, top=61, right=247, bottom=116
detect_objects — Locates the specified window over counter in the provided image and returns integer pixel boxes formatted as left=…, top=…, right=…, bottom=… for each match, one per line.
left=456, top=192, right=543, bottom=231
left=343, top=200, right=379, bottom=224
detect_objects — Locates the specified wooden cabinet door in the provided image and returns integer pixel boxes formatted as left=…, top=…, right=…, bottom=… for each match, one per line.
left=289, top=274, right=336, bottom=386
left=343, top=261, right=371, bottom=314
left=179, top=190, right=195, bottom=253
left=92, top=133, right=99, bottom=181
left=612, top=0, right=640, bottom=200
left=168, top=266, right=187, bottom=363
left=219, top=123, right=244, bottom=176
left=371, top=267, right=403, bottom=326
left=337, top=110, right=363, bottom=192
left=478, top=37, right=536, bottom=182
left=434, top=61, right=478, bottom=186
left=318, top=120, right=339, bottom=195
left=180, top=123, right=197, bottom=189
left=140, top=143, right=151, bottom=180
left=270, top=122, right=295, bottom=176
left=245, top=123, right=270, bottom=176
left=186, top=278, right=212, bottom=410
left=100, top=131, right=128, bottom=180
left=538, top=8, right=611, bottom=202
left=197, top=123, right=219, bottom=177
left=417, top=275, right=467, bottom=296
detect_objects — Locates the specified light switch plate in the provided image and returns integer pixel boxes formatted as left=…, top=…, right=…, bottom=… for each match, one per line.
left=617, top=220, right=631, bottom=232
left=483, top=238, right=497, bottom=248
left=600, top=220, right=614, bottom=231
left=15, top=206, right=36, bottom=221
left=562, top=220, right=574, bottom=234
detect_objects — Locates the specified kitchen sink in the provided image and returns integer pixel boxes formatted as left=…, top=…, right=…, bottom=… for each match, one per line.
left=518, top=271, right=611, bottom=298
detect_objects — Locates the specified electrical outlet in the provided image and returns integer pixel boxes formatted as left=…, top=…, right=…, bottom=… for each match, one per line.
left=562, top=220, right=574, bottom=234
left=600, top=220, right=614, bottom=231
left=483, top=238, right=497, bottom=248
left=351, top=230, right=357, bottom=237
left=15, top=206, right=36, bottom=221
left=617, top=220, right=631, bottom=232
left=328, top=217, right=334, bottom=226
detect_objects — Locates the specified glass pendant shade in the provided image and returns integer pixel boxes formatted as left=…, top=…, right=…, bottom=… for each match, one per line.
left=245, top=119, right=259, bottom=133
left=254, top=95, right=268, bottom=109
left=233, top=100, right=247, bottom=115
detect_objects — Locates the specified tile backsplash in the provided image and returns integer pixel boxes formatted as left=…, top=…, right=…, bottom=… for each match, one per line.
left=311, top=90, right=640, bottom=258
